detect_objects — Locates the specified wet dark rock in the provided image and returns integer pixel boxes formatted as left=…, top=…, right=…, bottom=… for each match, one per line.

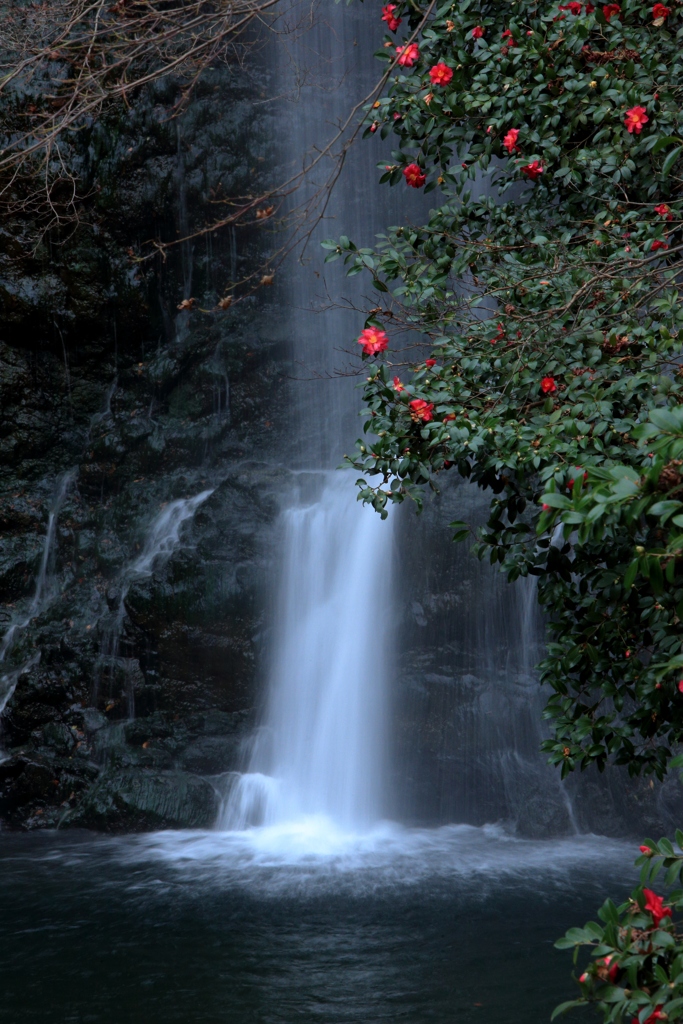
left=177, top=735, right=243, bottom=775
left=0, top=750, right=99, bottom=827
left=83, top=708, right=107, bottom=733
left=41, top=722, right=77, bottom=753
left=0, top=62, right=286, bottom=830
left=69, top=769, right=218, bottom=832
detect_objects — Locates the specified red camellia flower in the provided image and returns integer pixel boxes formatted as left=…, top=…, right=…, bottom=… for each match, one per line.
left=585, top=2, right=595, bottom=10
left=429, top=62, right=453, bottom=86
left=522, top=160, right=544, bottom=180
left=425, top=359, right=437, bottom=367
left=443, top=413, right=456, bottom=422
left=651, top=240, right=669, bottom=251
left=678, top=679, right=683, bottom=693
left=541, top=376, right=557, bottom=394
left=503, top=128, right=520, bottom=153
left=643, top=889, right=672, bottom=926
left=403, top=163, right=426, bottom=188
left=602, top=3, right=621, bottom=19
left=357, top=327, right=389, bottom=356
left=652, top=2, right=670, bottom=19
left=382, top=3, right=402, bottom=31
left=559, top=2, right=583, bottom=13
left=624, top=106, right=649, bottom=134
left=472, top=25, right=484, bottom=38
left=409, top=398, right=434, bottom=422
left=654, top=203, right=674, bottom=219
left=393, top=376, right=405, bottom=392
left=501, top=28, right=517, bottom=45
left=640, top=845, right=653, bottom=856
left=396, top=43, right=419, bottom=66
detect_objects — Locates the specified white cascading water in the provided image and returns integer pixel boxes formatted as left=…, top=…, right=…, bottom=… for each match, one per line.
left=0, top=469, right=76, bottom=758
left=221, top=474, right=393, bottom=833
left=95, top=489, right=214, bottom=716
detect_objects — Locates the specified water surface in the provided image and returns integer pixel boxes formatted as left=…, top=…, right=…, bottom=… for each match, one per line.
left=0, top=825, right=634, bottom=1023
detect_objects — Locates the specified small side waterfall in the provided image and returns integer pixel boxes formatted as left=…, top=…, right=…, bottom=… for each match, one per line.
left=0, top=469, right=76, bottom=665
left=95, top=489, right=213, bottom=716
left=0, top=470, right=76, bottom=757
left=220, top=475, right=394, bottom=833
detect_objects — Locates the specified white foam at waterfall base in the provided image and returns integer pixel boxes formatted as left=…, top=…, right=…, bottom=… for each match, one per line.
left=125, top=824, right=633, bottom=897
left=219, top=474, right=394, bottom=833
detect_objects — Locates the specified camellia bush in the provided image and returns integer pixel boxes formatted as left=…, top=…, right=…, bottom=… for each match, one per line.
left=323, top=0, right=683, bottom=777
left=323, top=0, right=683, bottom=1017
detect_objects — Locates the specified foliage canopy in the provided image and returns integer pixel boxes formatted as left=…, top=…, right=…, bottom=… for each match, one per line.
left=325, top=0, right=683, bottom=781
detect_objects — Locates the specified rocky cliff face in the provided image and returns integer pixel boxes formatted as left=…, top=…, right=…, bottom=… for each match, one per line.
left=0, top=62, right=291, bottom=830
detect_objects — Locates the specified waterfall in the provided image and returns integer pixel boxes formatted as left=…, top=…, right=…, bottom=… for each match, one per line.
left=213, top=0, right=577, bottom=845
left=0, top=469, right=76, bottom=666
left=95, top=489, right=213, bottom=716
left=0, top=469, right=76, bottom=757
left=220, top=475, right=394, bottom=832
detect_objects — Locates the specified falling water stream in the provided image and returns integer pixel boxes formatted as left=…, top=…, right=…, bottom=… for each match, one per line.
left=221, top=473, right=393, bottom=834
left=0, top=470, right=76, bottom=754
left=95, top=489, right=214, bottom=716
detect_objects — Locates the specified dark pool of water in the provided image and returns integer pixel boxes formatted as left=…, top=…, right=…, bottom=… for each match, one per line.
left=0, top=824, right=637, bottom=1024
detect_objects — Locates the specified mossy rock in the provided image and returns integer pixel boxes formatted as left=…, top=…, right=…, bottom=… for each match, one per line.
left=69, top=769, right=218, bottom=832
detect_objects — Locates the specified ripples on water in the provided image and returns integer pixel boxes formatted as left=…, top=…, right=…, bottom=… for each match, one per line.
left=0, top=824, right=636, bottom=1024
left=129, top=820, right=632, bottom=895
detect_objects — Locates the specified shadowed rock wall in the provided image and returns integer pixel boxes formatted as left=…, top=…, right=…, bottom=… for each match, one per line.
left=0, top=60, right=292, bottom=830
